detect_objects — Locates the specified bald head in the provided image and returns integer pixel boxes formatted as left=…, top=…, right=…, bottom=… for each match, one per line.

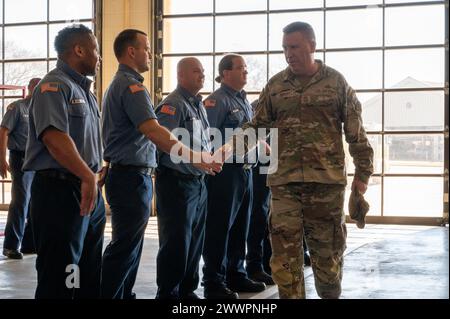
left=177, top=57, right=201, bottom=74
left=177, top=57, right=205, bottom=95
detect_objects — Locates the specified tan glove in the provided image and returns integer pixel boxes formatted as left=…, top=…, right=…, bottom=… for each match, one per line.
left=348, top=189, right=370, bottom=229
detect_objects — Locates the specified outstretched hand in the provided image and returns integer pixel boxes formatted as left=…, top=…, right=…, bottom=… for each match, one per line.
left=192, top=152, right=223, bottom=175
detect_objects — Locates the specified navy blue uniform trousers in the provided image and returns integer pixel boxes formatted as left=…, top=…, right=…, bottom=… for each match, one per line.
left=30, top=172, right=106, bottom=299
left=3, top=150, right=34, bottom=251
left=155, top=167, right=207, bottom=298
left=101, top=169, right=152, bottom=299
left=202, top=164, right=253, bottom=287
left=246, top=165, right=272, bottom=274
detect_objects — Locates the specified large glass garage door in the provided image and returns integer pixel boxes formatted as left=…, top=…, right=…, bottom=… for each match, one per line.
left=153, top=0, right=448, bottom=225
left=0, top=0, right=97, bottom=208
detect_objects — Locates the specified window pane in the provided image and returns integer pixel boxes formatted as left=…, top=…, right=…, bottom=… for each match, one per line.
left=269, top=12, right=324, bottom=50
left=49, top=23, right=94, bottom=58
left=5, top=0, right=46, bottom=23
left=49, top=60, right=57, bottom=71
left=163, top=17, right=213, bottom=54
left=345, top=176, right=381, bottom=217
left=49, top=0, right=93, bottom=21
left=0, top=29, right=3, bottom=60
left=326, top=50, right=382, bottom=89
left=327, top=0, right=382, bottom=6
left=385, top=91, right=444, bottom=131
left=162, top=56, right=214, bottom=93
left=216, top=15, right=266, bottom=52
left=326, top=8, right=382, bottom=48
left=385, top=48, right=444, bottom=89
left=358, top=92, right=382, bottom=131
left=2, top=181, right=12, bottom=203
left=3, top=88, right=24, bottom=98
left=268, top=52, right=324, bottom=79
left=384, top=134, right=444, bottom=174
left=270, top=0, right=323, bottom=10
left=384, top=177, right=443, bottom=217
left=215, top=54, right=267, bottom=92
left=245, top=55, right=267, bottom=92
left=268, top=54, right=286, bottom=79
left=4, top=62, right=48, bottom=87
left=164, top=0, right=212, bottom=15
left=345, top=134, right=382, bottom=174
left=216, top=0, right=266, bottom=13
left=247, top=94, right=260, bottom=105
left=385, top=0, right=437, bottom=3
left=4, top=26, right=47, bottom=59
left=385, top=5, right=445, bottom=46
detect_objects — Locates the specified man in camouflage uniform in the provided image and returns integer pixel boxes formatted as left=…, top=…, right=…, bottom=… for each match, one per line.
left=233, top=21, right=373, bottom=299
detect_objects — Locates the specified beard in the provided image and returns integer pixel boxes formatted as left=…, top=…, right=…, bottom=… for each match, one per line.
left=81, top=60, right=98, bottom=76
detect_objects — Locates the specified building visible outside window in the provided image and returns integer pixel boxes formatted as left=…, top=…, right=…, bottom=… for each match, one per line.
left=156, top=0, right=447, bottom=222
left=0, top=0, right=95, bottom=205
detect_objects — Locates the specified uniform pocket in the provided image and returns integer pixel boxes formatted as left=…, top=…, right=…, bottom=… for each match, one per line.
left=224, top=108, right=244, bottom=128
left=68, top=103, right=88, bottom=117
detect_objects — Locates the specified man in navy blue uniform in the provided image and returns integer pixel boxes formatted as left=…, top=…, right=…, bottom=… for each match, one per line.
left=23, top=25, right=105, bottom=299
left=155, top=57, right=212, bottom=299
left=202, top=54, right=266, bottom=299
left=245, top=99, right=274, bottom=285
left=100, top=30, right=221, bottom=299
left=1, top=77, right=40, bottom=259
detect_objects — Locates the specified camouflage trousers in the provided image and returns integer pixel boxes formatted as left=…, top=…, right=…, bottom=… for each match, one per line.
left=269, top=182, right=347, bottom=299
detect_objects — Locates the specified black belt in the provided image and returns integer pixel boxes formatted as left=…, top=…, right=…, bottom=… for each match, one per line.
left=36, top=169, right=81, bottom=184
left=157, top=166, right=204, bottom=180
left=227, top=163, right=253, bottom=170
left=110, top=163, right=155, bottom=175
left=9, top=150, right=25, bottom=156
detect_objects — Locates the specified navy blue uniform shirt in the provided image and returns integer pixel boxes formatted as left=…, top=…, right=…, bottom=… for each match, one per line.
left=156, top=86, right=211, bottom=175
left=204, top=84, right=253, bottom=145
left=101, top=64, right=157, bottom=167
left=205, top=83, right=255, bottom=163
left=1, top=97, right=31, bottom=151
left=23, top=60, right=102, bottom=173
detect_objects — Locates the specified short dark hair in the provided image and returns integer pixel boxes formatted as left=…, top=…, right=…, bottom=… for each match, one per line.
left=215, top=53, right=242, bottom=83
left=54, top=24, right=94, bottom=57
left=283, top=21, right=316, bottom=42
left=28, top=78, right=41, bottom=89
left=113, top=29, right=147, bottom=59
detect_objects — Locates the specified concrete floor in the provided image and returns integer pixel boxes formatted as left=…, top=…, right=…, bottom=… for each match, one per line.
left=0, top=212, right=448, bottom=299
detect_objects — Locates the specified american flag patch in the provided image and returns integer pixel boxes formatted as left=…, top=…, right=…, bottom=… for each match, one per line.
left=160, top=104, right=176, bottom=115
left=129, top=83, right=145, bottom=94
left=40, top=82, right=59, bottom=93
left=204, top=99, right=216, bottom=108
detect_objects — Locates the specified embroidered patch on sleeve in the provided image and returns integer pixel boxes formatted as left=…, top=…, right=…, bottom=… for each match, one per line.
left=160, top=104, right=176, bottom=116
left=204, top=99, right=216, bottom=108
left=40, top=82, right=59, bottom=93
left=129, top=83, right=145, bottom=94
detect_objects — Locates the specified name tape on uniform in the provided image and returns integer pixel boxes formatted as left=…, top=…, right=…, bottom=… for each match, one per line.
left=70, top=98, right=86, bottom=104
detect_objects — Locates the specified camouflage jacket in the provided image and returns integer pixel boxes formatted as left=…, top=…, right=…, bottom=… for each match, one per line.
left=242, top=60, right=373, bottom=187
